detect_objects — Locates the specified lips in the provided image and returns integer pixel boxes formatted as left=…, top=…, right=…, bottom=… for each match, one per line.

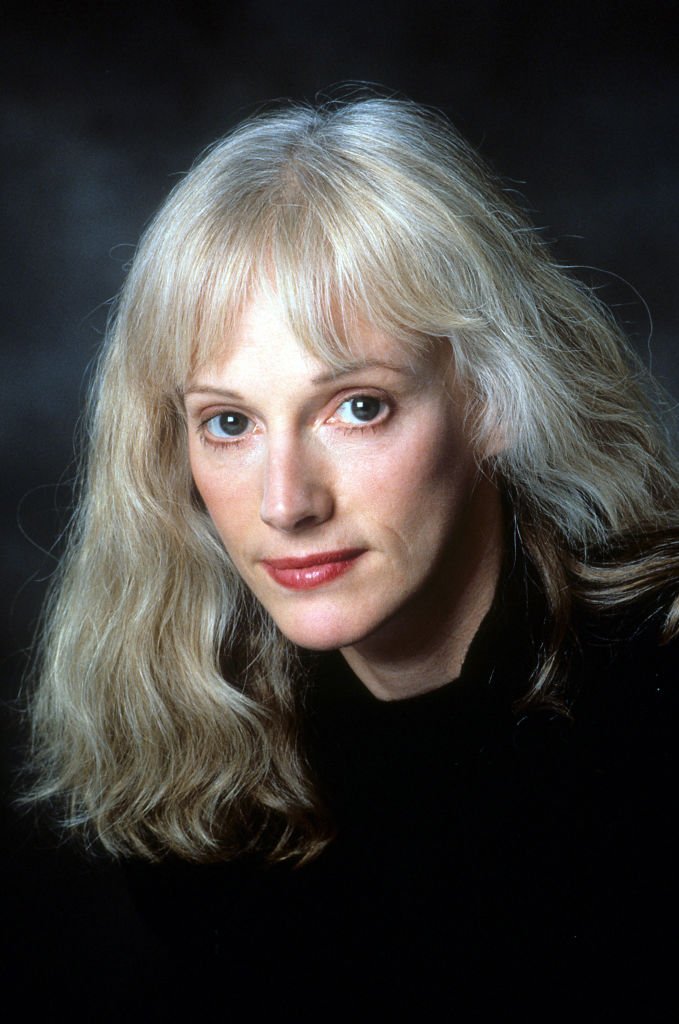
left=261, top=549, right=365, bottom=590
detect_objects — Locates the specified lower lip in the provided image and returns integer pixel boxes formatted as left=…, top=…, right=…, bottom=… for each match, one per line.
left=262, top=552, right=364, bottom=591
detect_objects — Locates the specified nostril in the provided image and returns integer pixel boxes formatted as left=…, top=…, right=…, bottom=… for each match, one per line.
left=292, top=513, right=326, bottom=532
left=260, top=447, right=334, bottom=532
left=260, top=499, right=333, bottom=533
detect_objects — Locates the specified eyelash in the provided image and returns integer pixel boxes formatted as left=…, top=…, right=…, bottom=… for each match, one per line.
left=196, top=392, right=392, bottom=451
left=330, top=394, right=390, bottom=430
left=198, top=413, right=252, bottom=451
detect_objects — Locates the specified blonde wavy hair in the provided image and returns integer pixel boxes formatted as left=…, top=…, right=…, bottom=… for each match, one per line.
left=27, top=97, right=679, bottom=863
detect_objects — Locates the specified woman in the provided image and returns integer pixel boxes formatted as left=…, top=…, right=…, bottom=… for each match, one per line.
left=28, top=97, right=678, bottom=1011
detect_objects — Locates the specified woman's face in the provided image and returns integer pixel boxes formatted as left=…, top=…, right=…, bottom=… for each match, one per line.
left=185, top=292, right=501, bottom=666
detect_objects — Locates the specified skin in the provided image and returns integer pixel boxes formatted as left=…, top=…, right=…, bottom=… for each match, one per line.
left=184, top=291, right=504, bottom=700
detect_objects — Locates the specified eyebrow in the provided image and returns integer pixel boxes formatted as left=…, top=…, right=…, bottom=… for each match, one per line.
left=184, top=360, right=414, bottom=399
left=310, top=360, right=413, bottom=385
left=184, top=385, right=246, bottom=401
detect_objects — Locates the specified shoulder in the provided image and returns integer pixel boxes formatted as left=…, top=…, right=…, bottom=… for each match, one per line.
left=509, top=603, right=678, bottom=847
left=571, top=605, right=679, bottom=748
left=566, top=609, right=679, bottom=986
left=564, top=606, right=678, bottom=884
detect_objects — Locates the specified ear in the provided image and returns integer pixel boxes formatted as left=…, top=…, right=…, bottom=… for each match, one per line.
left=480, top=418, right=509, bottom=459
left=441, top=350, right=509, bottom=460
left=460, top=390, right=509, bottom=461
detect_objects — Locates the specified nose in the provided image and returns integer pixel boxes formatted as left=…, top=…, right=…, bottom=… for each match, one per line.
left=260, top=436, right=334, bottom=533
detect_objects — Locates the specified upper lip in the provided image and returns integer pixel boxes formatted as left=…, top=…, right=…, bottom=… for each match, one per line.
left=261, top=548, right=365, bottom=570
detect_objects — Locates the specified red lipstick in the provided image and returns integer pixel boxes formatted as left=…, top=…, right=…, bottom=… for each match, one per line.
left=262, top=549, right=365, bottom=590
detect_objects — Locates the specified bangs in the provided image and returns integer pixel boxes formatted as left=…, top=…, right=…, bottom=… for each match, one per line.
left=128, top=101, right=491, bottom=402
left=178, top=163, right=485, bottom=385
left=188, top=210, right=444, bottom=383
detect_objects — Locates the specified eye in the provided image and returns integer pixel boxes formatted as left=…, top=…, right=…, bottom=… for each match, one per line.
left=204, top=411, right=252, bottom=440
left=334, top=395, right=388, bottom=426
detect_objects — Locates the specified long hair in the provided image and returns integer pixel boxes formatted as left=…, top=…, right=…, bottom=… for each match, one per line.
left=27, top=97, right=679, bottom=863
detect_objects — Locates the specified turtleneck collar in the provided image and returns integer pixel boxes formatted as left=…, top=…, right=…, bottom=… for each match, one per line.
left=306, top=532, right=546, bottom=718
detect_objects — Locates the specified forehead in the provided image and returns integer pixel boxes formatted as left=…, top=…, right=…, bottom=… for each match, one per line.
left=190, top=290, right=443, bottom=387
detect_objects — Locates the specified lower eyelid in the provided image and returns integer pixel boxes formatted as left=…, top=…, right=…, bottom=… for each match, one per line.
left=199, top=430, right=247, bottom=451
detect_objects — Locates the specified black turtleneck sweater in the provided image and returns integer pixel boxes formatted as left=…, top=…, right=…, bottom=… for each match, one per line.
left=127, top=567, right=678, bottom=1016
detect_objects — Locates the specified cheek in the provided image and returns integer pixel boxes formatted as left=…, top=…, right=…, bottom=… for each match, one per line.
left=355, top=422, right=473, bottom=522
left=190, top=457, right=257, bottom=551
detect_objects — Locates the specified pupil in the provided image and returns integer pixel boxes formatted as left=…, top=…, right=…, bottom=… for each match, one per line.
left=351, top=396, right=380, bottom=421
left=219, top=412, right=246, bottom=436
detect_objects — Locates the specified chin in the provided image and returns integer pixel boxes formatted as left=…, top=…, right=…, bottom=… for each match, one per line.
left=276, top=621, right=362, bottom=652
left=269, top=606, right=375, bottom=652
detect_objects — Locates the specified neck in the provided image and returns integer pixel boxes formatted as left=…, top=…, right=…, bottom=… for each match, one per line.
left=340, top=476, right=505, bottom=701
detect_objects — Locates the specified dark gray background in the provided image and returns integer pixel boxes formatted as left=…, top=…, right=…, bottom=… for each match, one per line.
left=2, top=0, right=677, bottom=1004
